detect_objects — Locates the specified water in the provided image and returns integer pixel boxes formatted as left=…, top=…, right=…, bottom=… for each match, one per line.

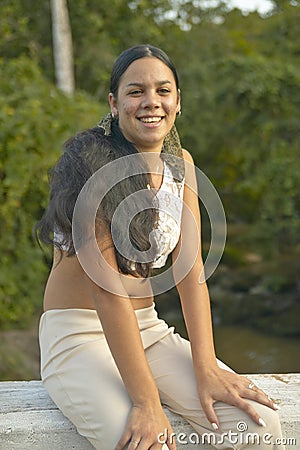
left=172, top=318, right=300, bottom=373
left=1, top=309, right=299, bottom=381
left=213, top=325, right=300, bottom=374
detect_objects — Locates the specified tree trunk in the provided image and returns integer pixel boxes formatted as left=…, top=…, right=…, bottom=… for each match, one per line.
left=50, top=0, right=75, bottom=95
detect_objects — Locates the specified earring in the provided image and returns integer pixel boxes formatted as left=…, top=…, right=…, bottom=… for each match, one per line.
left=176, top=109, right=182, bottom=117
left=111, top=111, right=118, bottom=119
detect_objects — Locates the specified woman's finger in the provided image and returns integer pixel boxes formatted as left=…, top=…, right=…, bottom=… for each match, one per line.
left=114, top=432, right=131, bottom=450
left=154, top=428, right=176, bottom=450
left=243, top=380, right=280, bottom=411
left=231, top=395, right=267, bottom=427
left=161, top=444, right=171, bottom=450
left=128, top=437, right=141, bottom=449
left=152, top=434, right=176, bottom=450
left=166, top=426, right=177, bottom=450
left=200, top=397, right=219, bottom=431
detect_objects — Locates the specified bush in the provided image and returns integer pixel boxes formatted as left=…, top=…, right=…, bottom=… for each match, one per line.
left=0, top=56, right=106, bottom=328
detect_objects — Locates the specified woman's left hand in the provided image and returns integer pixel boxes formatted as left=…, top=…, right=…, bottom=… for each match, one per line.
left=196, top=365, right=278, bottom=430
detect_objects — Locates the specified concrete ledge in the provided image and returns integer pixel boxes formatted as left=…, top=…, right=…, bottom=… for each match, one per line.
left=0, top=374, right=299, bottom=449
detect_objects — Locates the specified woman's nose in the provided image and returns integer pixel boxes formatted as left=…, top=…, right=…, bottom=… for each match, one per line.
left=141, top=90, right=160, bottom=109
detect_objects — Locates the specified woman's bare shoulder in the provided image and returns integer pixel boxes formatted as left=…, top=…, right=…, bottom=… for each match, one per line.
left=182, top=148, right=195, bottom=164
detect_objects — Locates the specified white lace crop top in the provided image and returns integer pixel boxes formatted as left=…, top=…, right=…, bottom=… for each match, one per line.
left=150, top=161, right=184, bottom=268
left=54, top=160, right=184, bottom=270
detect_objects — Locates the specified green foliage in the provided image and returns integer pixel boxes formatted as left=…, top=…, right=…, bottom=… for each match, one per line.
left=1, top=1, right=300, bottom=332
left=68, top=0, right=187, bottom=97
left=175, top=4, right=300, bottom=256
left=0, top=0, right=53, bottom=76
left=0, top=0, right=183, bottom=98
left=0, top=56, right=105, bottom=329
left=214, top=55, right=300, bottom=252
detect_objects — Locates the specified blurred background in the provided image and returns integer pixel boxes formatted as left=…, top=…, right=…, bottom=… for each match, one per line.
left=0, top=0, right=299, bottom=381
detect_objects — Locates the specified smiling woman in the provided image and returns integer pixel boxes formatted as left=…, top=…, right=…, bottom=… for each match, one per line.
left=36, top=44, right=285, bottom=450
left=109, top=56, right=181, bottom=154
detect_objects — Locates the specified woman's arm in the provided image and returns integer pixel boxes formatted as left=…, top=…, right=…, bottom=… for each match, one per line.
left=172, top=150, right=217, bottom=369
left=172, top=149, right=277, bottom=429
left=82, top=224, right=175, bottom=450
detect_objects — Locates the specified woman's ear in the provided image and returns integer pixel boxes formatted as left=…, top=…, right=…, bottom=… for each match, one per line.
left=108, top=93, right=118, bottom=118
left=176, top=89, right=181, bottom=115
left=176, top=89, right=181, bottom=116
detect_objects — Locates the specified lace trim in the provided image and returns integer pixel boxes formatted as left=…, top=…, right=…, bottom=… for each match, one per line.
left=151, top=162, right=184, bottom=268
left=54, top=162, right=185, bottom=268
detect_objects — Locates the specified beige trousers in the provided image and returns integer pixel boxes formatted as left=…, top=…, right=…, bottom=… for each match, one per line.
left=39, top=304, right=285, bottom=450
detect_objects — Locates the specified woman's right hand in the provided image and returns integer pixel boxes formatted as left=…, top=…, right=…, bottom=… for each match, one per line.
left=114, top=402, right=176, bottom=450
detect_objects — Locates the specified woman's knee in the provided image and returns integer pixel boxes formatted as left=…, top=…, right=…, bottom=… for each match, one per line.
left=79, top=406, right=130, bottom=450
left=234, top=402, right=285, bottom=449
left=253, top=401, right=283, bottom=437
left=210, top=400, right=284, bottom=449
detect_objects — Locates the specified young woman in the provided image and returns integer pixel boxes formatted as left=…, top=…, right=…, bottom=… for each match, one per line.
left=37, top=45, right=285, bottom=450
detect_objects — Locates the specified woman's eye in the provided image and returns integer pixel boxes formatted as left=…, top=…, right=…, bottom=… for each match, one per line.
left=129, top=90, right=142, bottom=95
left=158, top=88, right=170, bottom=94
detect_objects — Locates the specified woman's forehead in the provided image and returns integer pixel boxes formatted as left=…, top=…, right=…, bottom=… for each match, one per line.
left=119, top=57, right=176, bottom=87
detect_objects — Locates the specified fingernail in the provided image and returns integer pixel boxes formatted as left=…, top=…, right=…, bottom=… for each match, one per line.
left=259, top=418, right=267, bottom=427
left=273, top=403, right=281, bottom=410
left=211, top=422, right=219, bottom=430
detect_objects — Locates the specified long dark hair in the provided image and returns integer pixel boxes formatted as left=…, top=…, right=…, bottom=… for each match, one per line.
left=110, top=44, right=180, bottom=98
left=36, top=44, right=180, bottom=277
left=35, top=124, right=157, bottom=277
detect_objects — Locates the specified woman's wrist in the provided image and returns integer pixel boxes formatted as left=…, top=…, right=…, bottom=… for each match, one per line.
left=193, top=358, right=219, bottom=378
left=191, top=344, right=217, bottom=369
left=132, top=392, right=162, bottom=410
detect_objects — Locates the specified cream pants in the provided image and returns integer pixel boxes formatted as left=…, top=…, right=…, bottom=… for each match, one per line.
left=39, top=304, right=285, bottom=450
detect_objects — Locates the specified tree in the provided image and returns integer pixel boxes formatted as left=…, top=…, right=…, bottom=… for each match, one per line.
left=50, top=0, right=75, bottom=95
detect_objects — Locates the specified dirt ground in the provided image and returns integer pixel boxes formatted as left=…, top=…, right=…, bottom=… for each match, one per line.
left=0, top=316, right=41, bottom=381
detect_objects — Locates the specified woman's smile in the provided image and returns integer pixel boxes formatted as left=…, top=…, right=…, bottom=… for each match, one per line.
left=138, top=115, right=164, bottom=126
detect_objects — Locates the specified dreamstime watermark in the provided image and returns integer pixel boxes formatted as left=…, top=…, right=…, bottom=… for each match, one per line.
left=72, top=153, right=227, bottom=297
left=157, top=421, right=297, bottom=446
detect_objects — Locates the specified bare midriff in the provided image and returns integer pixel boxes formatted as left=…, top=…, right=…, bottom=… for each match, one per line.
left=43, top=250, right=154, bottom=312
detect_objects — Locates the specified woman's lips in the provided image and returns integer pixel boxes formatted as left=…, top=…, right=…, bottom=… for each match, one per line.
left=138, top=116, right=164, bottom=127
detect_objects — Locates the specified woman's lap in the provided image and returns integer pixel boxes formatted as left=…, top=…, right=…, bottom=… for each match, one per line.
left=39, top=309, right=132, bottom=450
left=147, top=332, right=284, bottom=449
left=43, top=339, right=131, bottom=450
left=39, top=310, right=283, bottom=450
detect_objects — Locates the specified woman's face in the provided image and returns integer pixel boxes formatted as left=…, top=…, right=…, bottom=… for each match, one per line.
left=109, top=57, right=181, bottom=153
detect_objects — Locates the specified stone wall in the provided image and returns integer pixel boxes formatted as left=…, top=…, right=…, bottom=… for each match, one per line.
left=0, top=374, right=299, bottom=449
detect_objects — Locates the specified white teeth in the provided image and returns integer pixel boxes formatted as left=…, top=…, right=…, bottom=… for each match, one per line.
left=140, top=117, right=161, bottom=123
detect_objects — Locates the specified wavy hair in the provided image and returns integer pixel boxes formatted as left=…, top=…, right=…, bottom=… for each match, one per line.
left=35, top=123, right=157, bottom=277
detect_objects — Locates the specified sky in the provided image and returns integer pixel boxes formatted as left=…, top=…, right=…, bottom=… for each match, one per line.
left=225, top=0, right=274, bottom=13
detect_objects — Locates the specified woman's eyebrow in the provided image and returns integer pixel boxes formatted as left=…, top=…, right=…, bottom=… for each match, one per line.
left=125, top=80, right=172, bottom=88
